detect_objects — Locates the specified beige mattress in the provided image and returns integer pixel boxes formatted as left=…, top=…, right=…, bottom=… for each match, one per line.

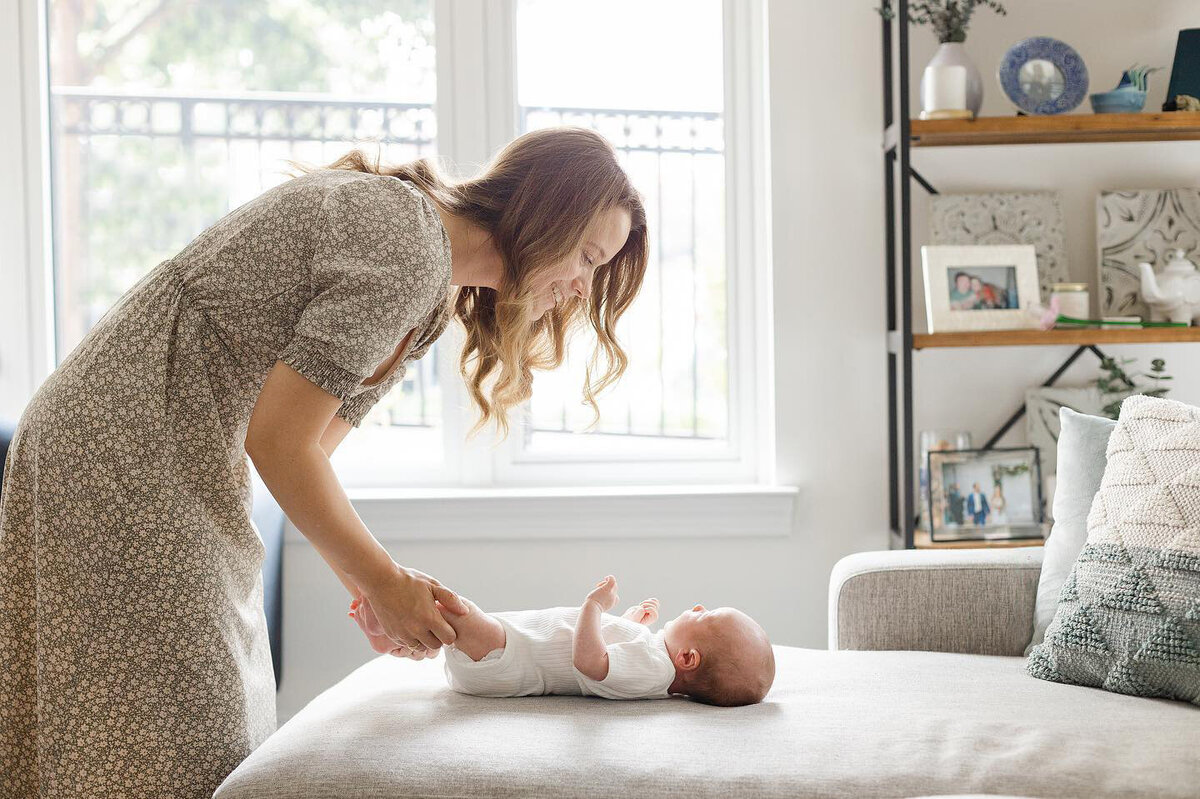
left=215, top=646, right=1200, bottom=799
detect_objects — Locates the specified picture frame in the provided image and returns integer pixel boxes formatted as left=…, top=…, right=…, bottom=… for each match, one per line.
left=921, top=244, right=1041, bottom=333
left=927, top=446, right=1045, bottom=543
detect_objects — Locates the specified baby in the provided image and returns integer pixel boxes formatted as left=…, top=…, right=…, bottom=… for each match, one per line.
left=354, top=575, right=775, bottom=706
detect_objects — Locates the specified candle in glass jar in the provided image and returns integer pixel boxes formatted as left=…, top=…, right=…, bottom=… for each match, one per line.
left=1049, top=283, right=1089, bottom=322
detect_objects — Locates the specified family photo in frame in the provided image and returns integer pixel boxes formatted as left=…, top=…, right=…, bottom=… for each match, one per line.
left=921, top=244, right=1041, bottom=333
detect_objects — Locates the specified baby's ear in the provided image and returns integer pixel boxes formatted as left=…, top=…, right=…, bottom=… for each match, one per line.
left=676, top=647, right=701, bottom=672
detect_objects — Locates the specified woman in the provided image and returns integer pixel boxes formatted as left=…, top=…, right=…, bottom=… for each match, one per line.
left=0, top=126, right=648, bottom=797
left=990, top=482, right=1008, bottom=524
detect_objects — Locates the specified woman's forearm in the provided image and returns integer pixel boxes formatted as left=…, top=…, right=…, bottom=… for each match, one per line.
left=249, top=439, right=396, bottom=593
left=321, top=550, right=366, bottom=598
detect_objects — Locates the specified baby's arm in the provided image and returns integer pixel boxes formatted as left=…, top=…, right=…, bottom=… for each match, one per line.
left=574, top=575, right=619, bottom=681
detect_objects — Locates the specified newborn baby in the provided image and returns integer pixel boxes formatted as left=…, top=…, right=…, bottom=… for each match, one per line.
left=356, top=576, right=775, bottom=706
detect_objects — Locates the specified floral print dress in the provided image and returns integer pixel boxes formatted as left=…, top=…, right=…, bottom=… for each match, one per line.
left=0, top=168, right=454, bottom=797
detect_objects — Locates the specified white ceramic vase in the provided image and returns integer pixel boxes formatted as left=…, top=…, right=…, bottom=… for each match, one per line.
left=920, top=41, right=983, bottom=116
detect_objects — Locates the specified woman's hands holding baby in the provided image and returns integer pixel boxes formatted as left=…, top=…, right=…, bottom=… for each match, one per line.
left=349, top=564, right=468, bottom=659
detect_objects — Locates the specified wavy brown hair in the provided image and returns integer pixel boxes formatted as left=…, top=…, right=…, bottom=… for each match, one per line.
left=288, top=127, right=649, bottom=441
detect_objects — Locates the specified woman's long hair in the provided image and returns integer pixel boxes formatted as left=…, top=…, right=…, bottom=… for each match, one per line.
left=288, top=127, right=649, bottom=441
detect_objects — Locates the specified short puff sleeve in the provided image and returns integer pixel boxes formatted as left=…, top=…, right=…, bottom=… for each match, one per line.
left=331, top=280, right=453, bottom=429
left=278, top=175, right=451, bottom=403
left=574, top=637, right=676, bottom=700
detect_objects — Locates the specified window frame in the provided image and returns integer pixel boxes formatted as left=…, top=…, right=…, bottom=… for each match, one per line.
left=2, top=0, right=55, bottom=419
left=6, top=0, right=776, bottom=492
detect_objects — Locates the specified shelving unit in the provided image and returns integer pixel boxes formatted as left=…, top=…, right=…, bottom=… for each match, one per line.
left=881, top=4, right=1200, bottom=550
left=897, top=111, right=1200, bottom=147
left=913, top=530, right=1048, bottom=549
left=914, top=328, right=1200, bottom=350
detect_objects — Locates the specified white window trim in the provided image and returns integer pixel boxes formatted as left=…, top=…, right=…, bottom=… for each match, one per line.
left=282, top=483, right=797, bottom=543
left=339, top=0, right=777, bottom=489
left=7, top=1, right=787, bottom=525
left=1, top=0, right=54, bottom=421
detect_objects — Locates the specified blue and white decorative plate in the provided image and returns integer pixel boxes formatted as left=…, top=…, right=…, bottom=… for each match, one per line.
left=997, top=37, right=1089, bottom=115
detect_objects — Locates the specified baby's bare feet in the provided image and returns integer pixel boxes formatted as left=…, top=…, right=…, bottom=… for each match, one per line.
left=440, top=597, right=506, bottom=661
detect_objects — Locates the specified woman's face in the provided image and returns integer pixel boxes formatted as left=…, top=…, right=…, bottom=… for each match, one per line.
left=531, top=206, right=633, bottom=321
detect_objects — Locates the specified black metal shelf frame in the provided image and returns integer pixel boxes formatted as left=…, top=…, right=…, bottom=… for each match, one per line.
left=881, top=4, right=1112, bottom=549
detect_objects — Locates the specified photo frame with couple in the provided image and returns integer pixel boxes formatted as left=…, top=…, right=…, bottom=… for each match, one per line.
left=921, top=244, right=1041, bottom=333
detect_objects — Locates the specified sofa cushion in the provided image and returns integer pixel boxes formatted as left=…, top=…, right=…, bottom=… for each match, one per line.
left=214, top=646, right=1199, bottom=799
left=1028, top=395, right=1200, bottom=705
left=1025, top=407, right=1117, bottom=655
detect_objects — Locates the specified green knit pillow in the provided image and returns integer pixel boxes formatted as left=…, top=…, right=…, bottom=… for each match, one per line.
left=1027, top=395, right=1200, bottom=704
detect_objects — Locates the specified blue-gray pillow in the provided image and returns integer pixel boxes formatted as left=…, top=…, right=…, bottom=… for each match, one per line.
left=1024, top=407, right=1116, bottom=655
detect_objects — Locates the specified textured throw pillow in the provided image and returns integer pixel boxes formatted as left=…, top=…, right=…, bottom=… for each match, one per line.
left=1024, top=407, right=1117, bottom=655
left=1027, top=395, right=1200, bottom=704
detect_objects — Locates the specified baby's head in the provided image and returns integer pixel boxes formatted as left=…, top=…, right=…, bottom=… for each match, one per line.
left=663, top=605, right=774, bottom=707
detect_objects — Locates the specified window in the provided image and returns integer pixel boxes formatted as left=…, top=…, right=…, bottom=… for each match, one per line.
left=25, top=0, right=771, bottom=488
left=44, top=0, right=449, bottom=460
left=515, top=0, right=729, bottom=459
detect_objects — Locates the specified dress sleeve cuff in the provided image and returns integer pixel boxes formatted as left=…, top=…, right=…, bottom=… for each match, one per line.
left=278, top=334, right=365, bottom=402
left=335, top=390, right=379, bottom=429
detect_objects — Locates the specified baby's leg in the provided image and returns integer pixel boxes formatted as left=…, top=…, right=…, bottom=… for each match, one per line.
left=441, top=597, right=506, bottom=662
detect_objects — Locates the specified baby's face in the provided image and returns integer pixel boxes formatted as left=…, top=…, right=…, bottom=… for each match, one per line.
left=663, top=605, right=757, bottom=657
left=663, top=604, right=717, bottom=648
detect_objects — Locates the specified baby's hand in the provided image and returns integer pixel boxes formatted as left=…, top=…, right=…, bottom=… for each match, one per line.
left=622, top=597, right=659, bottom=625
left=585, top=575, right=619, bottom=612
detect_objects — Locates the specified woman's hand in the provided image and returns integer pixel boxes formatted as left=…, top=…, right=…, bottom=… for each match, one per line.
left=349, top=595, right=434, bottom=660
left=350, top=564, right=469, bottom=657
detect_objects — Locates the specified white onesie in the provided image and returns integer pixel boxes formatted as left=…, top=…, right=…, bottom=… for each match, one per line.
left=442, top=606, right=676, bottom=700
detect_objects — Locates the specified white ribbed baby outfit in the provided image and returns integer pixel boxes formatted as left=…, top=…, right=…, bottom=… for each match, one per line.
left=442, top=607, right=676, bottom=700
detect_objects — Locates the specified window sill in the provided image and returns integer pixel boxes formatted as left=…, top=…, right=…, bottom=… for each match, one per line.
left=282, top=484, right=798, bottom=543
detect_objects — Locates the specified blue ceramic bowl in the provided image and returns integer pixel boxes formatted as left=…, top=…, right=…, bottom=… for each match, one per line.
left=1090, top=89, right=1147, bottom=114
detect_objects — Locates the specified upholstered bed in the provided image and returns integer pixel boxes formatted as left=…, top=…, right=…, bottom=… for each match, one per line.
left=214, top=639, right=1199, bottom=798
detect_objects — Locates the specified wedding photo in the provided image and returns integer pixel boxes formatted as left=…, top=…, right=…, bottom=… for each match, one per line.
left=927, top=447, right=1043, bottom=542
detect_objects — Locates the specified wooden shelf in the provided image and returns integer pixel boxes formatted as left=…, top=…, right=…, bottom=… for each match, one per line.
left=913, top=529, right=1045, bottom=549
left=907, top=111, right=1200, bottom=147
left=913, top=327, right=1200, bottom=349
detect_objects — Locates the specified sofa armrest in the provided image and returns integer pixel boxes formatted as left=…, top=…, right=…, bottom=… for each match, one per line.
left=828, top=547, right=1043, bottom=656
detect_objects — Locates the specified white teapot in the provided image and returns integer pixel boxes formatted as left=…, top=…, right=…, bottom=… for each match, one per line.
left=1139, top=248, right=1200, bottom=325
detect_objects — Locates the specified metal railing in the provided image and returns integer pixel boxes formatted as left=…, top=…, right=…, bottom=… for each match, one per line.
left=520, top=105, right=727, bottom=442
left=50, top=88, right=726, bottom=440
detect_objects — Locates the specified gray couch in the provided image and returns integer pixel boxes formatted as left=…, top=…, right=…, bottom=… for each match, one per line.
left=214, top=547, right=1199, bottom=799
